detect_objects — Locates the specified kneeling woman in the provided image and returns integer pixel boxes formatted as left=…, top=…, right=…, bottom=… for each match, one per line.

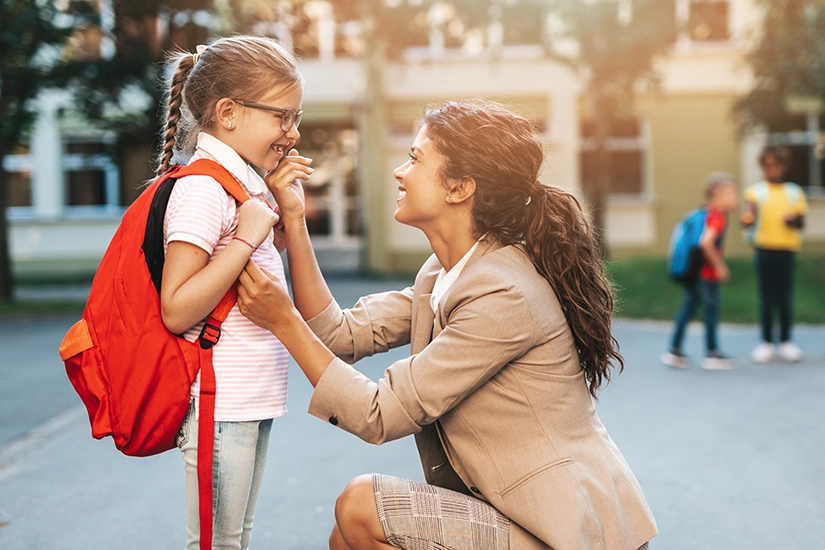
left=238, top=100, right=657, bottom=550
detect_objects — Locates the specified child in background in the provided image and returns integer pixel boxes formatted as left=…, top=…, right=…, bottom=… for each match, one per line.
left=662, top=173, right=739, bottom=371
left=156, top=36, right=313, bottom=549
left=741, top=145, right=807, bottom=364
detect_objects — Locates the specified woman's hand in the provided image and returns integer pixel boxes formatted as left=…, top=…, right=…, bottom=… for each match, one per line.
left=265, top=149, right=313, bottom=224
left=237, top=260, right=297, bottom=333
left=238, top=260, right=335, bottom=387
left=236, top=199, right=279, bottom=248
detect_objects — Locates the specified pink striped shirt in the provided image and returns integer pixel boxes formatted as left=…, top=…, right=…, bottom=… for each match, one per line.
left=163, top=133, right=289, bottom=422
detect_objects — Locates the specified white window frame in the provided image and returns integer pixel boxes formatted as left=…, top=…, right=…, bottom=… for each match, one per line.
left=580, top=118, right=651, bottom=198
left=62, top=134, right=121, bottom=218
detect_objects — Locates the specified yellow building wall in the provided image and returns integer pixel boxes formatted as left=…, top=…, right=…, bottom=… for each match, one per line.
left=628, top=92, right=753, bottom=258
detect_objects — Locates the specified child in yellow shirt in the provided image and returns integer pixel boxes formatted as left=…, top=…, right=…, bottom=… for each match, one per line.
left=741, top=146, right=807, bottom=364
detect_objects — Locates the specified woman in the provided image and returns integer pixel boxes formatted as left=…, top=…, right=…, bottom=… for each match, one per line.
left=238, top=101, right=657, bottom=550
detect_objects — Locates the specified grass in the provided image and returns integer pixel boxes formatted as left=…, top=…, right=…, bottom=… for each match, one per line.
left=607, top=255, right=825, bottom=324
left=0, top=300, right=85, bottom=318
left=2, top=256, right=824, bottom=324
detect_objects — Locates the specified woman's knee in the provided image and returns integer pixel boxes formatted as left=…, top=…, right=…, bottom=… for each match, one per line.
left=335, top=474, right=376, bottom=528
left=329, top=523, right=352, bottom=550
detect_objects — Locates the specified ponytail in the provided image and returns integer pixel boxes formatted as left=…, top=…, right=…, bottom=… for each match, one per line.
left=422, top=100, right=623, bottom=397
left=525, top=184, right=623, bottom=398
left=156, top=53, right=196, bottom=176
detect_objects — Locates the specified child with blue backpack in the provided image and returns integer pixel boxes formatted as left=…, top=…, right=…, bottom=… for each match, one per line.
left=662, top=173, right=739, bottom=370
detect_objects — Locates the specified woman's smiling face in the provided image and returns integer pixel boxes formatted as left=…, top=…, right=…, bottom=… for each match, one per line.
left=392, top=126, right=451, bottom=231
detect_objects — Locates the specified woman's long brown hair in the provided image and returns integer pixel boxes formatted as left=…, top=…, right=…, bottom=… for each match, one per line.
left=423, top=100, right=623, bottom=397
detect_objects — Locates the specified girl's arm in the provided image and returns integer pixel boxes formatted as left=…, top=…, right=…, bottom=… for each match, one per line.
left=264, top=150, right=334, bottom=320
left=161, top=199, right=278, bottom=334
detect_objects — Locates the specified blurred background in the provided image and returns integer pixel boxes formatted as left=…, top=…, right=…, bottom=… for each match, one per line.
left=1, top=0, right=823, bottom=321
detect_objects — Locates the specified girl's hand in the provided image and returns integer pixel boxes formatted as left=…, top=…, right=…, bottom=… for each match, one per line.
left=264, top=149, right=312, bottom=223
left=237, top=260, right=297, bottom=333
left=236, top=199, right=280, bottom=248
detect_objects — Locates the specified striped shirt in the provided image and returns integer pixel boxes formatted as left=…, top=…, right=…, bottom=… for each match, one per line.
left=163, top=132, right=289, bottom=422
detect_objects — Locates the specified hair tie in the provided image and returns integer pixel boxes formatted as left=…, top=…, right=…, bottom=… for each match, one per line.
left=526, top=180, right=543, bottom=205
left=192, top=44, right=207, bottom=65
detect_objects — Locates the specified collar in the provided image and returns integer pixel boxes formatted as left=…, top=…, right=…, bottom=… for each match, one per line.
left=430, top=236, right=485, bottom=313
left=193, top=132, right=270, bottom=198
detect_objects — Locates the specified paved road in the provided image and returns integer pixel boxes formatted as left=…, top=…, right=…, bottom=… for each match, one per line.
left=1, top=277, right=824, bottom=549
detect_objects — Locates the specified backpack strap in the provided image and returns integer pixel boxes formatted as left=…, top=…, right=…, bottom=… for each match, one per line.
left=173, top=158, right=251, bottom=205
left=163, top=158, right=250, bottom=550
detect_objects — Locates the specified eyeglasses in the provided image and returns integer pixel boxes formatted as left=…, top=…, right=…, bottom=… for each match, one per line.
left=232, top=99, right=303, bottom=132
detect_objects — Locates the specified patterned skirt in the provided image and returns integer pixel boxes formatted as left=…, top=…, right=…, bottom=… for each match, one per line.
left=373, top=474, right=651, bottom=550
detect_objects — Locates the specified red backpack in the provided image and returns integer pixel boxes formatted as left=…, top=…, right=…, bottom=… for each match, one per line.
left=58, top=158, right=248, bottom=550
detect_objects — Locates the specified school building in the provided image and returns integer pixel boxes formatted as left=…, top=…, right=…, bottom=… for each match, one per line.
left=5, top=0, right=824, bottom=280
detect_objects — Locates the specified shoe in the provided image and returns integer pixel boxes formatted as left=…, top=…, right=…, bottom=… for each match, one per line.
left=751, top=342, right=775, bottom=364
left=702, top=351, right=736, bottom=371
left=778, top=341, right=803, bottom=363
left=661, top=350, right=689, bottom=369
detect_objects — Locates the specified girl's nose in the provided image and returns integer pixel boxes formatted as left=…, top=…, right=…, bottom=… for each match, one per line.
left=287, top=126, right=300, bottom=142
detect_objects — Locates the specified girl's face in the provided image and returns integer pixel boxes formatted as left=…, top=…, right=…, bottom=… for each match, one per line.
left=392, top=126, right=451, bottom=231
left=761, top=155, right=787, bottom=183
left=231, top=84, right=303, bottom=171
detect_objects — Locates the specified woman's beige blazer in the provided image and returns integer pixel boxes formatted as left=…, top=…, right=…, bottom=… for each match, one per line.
left=306, top=238, right=658, bottom=550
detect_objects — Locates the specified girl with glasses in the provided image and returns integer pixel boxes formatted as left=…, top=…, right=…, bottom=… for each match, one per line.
left=156, top=35, right=313, bottom=550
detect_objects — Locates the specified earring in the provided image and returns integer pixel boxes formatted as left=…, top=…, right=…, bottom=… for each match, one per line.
left=446, top=196, right=451, bottom=202
left=227, top=121, right=233, bottom=129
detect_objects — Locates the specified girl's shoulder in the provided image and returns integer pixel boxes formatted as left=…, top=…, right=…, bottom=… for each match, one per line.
left=171, top=173, right=237, bottom=206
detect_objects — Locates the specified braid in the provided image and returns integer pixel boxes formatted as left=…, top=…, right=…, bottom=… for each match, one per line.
left=157, top=55, right=195, bottom=176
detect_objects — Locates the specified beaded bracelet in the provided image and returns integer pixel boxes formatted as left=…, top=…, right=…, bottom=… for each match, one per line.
left=232, top=236, right=258, bottom=252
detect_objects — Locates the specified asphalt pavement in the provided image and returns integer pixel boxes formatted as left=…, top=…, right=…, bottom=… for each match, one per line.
left=1, top=277, right=824, bottom=549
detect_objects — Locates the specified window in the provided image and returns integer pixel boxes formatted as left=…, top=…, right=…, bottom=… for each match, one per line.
left=290, top=124, right=362, bottom=244
left=4, top=149, right=34, bottom=210
left=688, top=1, right=729, bottom=42
left=63, top=137, right=120, bottom=213
left=580, top=118, right=647, bottom=195
left=766, top=114, right=825, bottom=190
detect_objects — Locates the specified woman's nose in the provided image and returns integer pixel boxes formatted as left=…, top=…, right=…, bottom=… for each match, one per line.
left=392, top=162, right=406, bottom=181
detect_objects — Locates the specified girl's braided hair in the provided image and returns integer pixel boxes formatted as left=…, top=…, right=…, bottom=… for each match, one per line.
left=156, top=35, right=302, bottom=176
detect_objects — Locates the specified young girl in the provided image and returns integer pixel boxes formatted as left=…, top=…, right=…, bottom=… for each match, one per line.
left=156, top=36, right=314, bottom=549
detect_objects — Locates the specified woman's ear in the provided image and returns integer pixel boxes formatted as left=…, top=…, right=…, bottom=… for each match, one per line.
left=447, top=178, right=477, bottom=204
left=215, top=98, right=237, bottom=130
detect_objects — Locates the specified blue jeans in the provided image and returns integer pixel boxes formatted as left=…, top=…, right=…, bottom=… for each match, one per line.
left=755, top=248, right=795, bottom=343
left=669, top=279, right=720, bottom=354
left=177, top=402, right=273, bottom=550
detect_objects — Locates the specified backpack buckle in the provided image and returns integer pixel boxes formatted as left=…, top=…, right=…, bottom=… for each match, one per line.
left=198, top=321, right=222, bottom=349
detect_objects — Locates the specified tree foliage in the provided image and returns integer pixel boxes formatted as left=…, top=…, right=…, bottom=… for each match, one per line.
left=734, top=0, right=825, bottom=132
left=0, top=0, right=95, bottom=301
left=544, top=0, right=676, bottom=253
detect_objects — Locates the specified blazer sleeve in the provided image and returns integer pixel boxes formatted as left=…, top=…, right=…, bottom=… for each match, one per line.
left=305, top=287, right=414, bottom=364
left=307, top=270, right=536, bottom=445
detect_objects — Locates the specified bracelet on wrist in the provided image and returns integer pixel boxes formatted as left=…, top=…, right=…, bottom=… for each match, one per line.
left=233, top=236, right=258, bottom=252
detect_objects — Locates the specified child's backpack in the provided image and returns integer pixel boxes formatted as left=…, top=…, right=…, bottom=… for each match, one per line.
left=667, top=208, right=707, bottom=284
left=58, top=158, right=249, bottom=550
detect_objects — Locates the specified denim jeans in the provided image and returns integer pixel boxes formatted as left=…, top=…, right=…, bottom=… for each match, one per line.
left=669, top=279, right=720, bottom=354
left=177, top=402, right=273, bottom=550
left=754, top=248, right=796, bottom=343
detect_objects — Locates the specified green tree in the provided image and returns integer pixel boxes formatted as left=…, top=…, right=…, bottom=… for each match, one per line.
left=734, top=0, right=825, bottom=131
left=0, top=0, right=213, bottom=301
left=0, top=0, right=96, bottom=301
left=545, top=0, right=676, bottom=255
